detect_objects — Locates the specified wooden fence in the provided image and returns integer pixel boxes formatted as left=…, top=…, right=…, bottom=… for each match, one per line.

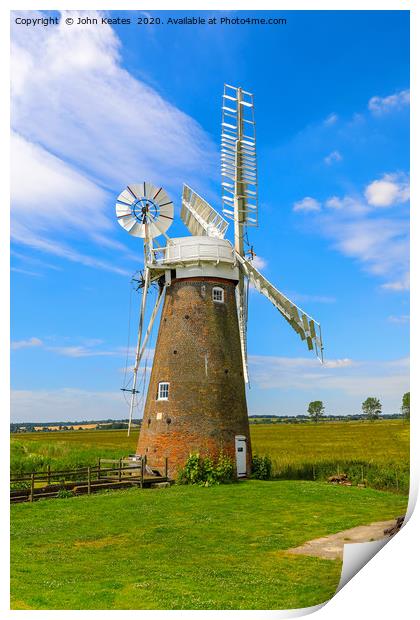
left=10, top=457, right=169, bottom=503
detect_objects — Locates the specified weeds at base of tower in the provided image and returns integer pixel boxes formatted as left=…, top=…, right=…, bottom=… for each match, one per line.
left=177, top=451, right=237, bottom=486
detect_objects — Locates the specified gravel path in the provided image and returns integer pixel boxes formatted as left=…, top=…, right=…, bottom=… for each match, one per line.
left=285, top=520, right=397, bottom=560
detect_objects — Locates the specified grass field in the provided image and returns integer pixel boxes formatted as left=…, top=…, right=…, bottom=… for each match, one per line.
left=252, top=419, right=408, bottom=465
left=252, top=419, right=410, bottom=493
left=10, top=480, right=407, bottom=610
left=11, top=420, right=410, bottom=491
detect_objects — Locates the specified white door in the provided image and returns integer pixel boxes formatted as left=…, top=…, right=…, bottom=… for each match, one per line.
left=235, top=435, right=247, bottom=477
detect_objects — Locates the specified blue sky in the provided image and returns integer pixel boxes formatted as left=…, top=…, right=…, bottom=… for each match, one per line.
left=10, top=9, right=409, bottom=421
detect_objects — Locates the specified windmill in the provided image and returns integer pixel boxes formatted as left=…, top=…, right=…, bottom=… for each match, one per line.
left=116, top=84, right=323, bottom=478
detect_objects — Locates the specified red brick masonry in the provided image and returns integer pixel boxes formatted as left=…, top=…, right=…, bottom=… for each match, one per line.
left=136, top=277, right=252, bottom=477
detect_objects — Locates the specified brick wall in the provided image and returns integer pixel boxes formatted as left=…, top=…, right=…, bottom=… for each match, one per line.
left=136, top=276, right=252, bottom=478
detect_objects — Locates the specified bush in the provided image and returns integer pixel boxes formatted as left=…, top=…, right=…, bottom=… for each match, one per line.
left=214, top=451, right=235, bottom=482
left=10, top=481, right=30, bottom=491
left=251, top=455, right=273, bottom=480
left=56, top=489, right=75, bottom=499
left=177, top=452, right=236, bottom=486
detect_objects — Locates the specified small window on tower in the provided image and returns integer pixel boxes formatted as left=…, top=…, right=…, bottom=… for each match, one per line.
left=157, top=382, right=169, bottom=401
left=212, top=287, right=224, bottom=303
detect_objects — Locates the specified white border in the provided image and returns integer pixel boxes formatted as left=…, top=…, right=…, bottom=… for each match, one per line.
left=2, top=1, right=417, bottom=618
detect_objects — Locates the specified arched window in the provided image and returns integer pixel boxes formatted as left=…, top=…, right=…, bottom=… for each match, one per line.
left=157, top=382, right=169, bottom=400
left=212, top=287, right=224, bottom=303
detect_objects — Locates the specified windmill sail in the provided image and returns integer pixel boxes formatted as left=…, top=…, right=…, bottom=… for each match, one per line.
left=236, top=253, right=324, bottom=362
left=221, top=84, right=258, bottom=228
left=221, top=85, right=259, bottom=384
left=181, top=185, right=229, bottom=239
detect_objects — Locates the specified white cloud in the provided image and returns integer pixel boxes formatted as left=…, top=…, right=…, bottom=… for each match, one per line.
left=11, top=337, right=43, bottom=350
left=364, top=173, right=410, bottom=207
left=251, top=255, right=267, bottom=270
left=11, top=388, right=127, bottom=422
left=10, top=337, right=153, bottom=362
left=11, top=249, right=62, bottom=272
left=293, top=173, right=409, bottom=292
left=11, top=337, right=129, bottom=358
left=324, top=150, right=342, bottom=165
left=368, top=89, right=410, bottom=115
left=10, top=133, right=130, bottom=275
left=11, top=10, right=216, bottom=270
left=325, top=216, right=408, bottom=282
left=388, top=315, right=409, bottom=324
left=323, top=113, right=338, bottom=126
left=47, top=345, right=118, bottom=358
left=325, top=195, right=366, bottom=214
left=249, top=355, right=409, bottom=412
left=381, top=275, right=410, bottom=292
left=11, top=132, right=110, bottom=234
left=11, top=225, right=130, bottom=276
left=11, top=11, right=215, bottom=190
left=293, top=197, right=321, bottom=213
left=365, top=179, right=398, bottom=207
left=11, top=267, right=42, bottom=277
left=325, top=196, right=342, bottom=209
left=323, top=358, right=354, bottom=368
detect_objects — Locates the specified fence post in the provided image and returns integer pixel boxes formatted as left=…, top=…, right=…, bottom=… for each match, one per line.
left=98, top=458, right=101, bottom=480
left=312, top=464, right=316, bottom=480
left=47, top=464, right=51, bottom=485
left=165, top=457, right=168, bottom=479
left=30, top=473, right=34, bottom=503
left=337, top=464, right=340, bottom=476
left=118, top=458, right=122, bottom=482
left=361, top=465, right=364, bottom=483
left=87, top=466, right=91, bottom=495
left=140, top=457, right=144, bottom=489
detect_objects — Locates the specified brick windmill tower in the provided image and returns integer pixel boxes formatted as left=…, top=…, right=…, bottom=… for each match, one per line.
left=116, top=85, right=324, bottom=478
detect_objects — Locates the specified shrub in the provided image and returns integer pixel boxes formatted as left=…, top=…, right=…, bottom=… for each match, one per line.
left=177, top=453, right=202, bottom=485
left=10, top=481, right=30, bottom=491
left=251, top=455, right=273, bottom=480
left=56, top=489, right=74, bottom=499
left=214, top=451, right=235, bottom=482
left=177, top=452, right=236, bottom=486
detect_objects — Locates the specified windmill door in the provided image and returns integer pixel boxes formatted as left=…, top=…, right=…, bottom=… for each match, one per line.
left=235, top=435, right=247, bottom=477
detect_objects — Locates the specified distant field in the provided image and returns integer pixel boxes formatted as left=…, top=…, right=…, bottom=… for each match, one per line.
left=251, top=419, right=408, bottom=464
left=10, top=480, right=407, bottom=610
left=33, top=423, right=99, bottom=431
left=251, top=420, right=409, bottom=492
left=11, top=420, right=409, bottom=491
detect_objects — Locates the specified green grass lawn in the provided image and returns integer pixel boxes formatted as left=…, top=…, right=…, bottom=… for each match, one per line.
left=11, top=480, right=407, bottom=610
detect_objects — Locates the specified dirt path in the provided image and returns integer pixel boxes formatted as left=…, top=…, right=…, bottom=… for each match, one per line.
left=285, top=520, right=396, bottom=560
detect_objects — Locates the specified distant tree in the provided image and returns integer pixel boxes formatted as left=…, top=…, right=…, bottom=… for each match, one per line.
left=307, top=401, right=325, bottom=422
left=362, top=397, right=382, bottom=420
left=401, top=392, right=410, bottom=420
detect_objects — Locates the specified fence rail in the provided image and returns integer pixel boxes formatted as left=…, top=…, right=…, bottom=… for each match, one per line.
left=10, top=457, right=170, bottom=503
left=10, top=458, right=146, bottom=480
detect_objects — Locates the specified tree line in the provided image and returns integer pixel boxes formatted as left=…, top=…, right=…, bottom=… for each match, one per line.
left=307, top=391, right=410, bottom=422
